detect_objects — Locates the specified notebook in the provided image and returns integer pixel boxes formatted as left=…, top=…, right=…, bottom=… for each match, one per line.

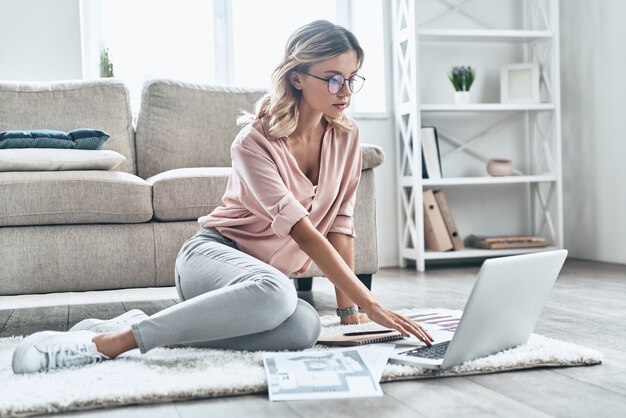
left=318, top=329, right=404, bottom=346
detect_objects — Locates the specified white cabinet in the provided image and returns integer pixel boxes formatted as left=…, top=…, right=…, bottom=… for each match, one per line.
left=391, top=0, right=563, bottom=271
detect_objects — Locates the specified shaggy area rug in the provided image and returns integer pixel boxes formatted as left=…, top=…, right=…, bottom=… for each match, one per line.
left=0, top=309, right=602, bottom=417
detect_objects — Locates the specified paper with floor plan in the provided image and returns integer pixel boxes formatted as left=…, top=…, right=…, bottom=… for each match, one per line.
left=262, top=344, right=395, bottom=401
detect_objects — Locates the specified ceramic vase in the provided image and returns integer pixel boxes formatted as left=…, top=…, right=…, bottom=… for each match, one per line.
left=487, top=159, right=513, bottom=176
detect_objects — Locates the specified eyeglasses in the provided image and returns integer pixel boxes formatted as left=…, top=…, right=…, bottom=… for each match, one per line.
left=303, top=72, right=366, bottom=94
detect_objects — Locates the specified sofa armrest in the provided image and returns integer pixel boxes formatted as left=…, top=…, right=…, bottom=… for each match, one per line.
left=361, top=143, right=384, bottom=170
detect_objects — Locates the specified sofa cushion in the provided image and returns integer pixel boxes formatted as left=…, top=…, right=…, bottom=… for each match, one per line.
left=147, top=167, right=231, bottom=221
left=0, top=80, right=136, bottom=174
left=0, top=129, right=109, bottom=150
left=0, top=171, right=152, bottom=226
left=0, top=149, right=126, bottom=171
left=135, top=79, right=266, bottom=179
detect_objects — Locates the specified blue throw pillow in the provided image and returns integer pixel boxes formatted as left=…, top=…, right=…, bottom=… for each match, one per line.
left=0, top=129, right=110, bottom=150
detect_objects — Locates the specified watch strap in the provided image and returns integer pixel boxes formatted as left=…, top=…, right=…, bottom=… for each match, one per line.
left=336, top=305, right=359, bottom=317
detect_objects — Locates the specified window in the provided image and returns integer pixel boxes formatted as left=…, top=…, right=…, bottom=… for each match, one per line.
left=84, top=0, right=386, bottom=114
left=348, top=0, right=386, bottom=114
left=92, top=0, right=214, bottom=111
left=230, top=0, right=336, bottom=89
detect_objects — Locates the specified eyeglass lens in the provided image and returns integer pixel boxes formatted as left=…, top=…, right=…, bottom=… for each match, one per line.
left=328, top=74, right=364, bottom=94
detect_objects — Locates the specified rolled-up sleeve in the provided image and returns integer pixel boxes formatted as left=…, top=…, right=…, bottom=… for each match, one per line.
left=270, top=192, right=309, bottom=238
left=328, top=125, right=362, bottom=238
left=329, top=214, right=355, bottom=237
left=232, top=137, right=309, bottom=238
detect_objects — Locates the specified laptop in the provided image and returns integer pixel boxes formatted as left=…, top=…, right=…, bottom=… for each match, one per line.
left=389, top=250, right=568, bottom=370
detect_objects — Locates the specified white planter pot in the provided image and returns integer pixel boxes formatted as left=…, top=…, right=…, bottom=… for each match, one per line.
left=454, top=91, right=471, bottom=104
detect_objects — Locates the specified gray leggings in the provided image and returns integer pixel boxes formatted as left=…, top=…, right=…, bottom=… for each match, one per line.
left=131, top=228, right=322, bottom=353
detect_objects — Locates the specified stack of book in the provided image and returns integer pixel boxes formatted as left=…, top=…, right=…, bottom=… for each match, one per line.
left=423, top=189, right=463, bottom=252
left=465, top=235, right=548, bottom=249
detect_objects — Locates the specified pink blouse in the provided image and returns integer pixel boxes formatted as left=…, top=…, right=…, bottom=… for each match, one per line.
left=198, top=116, right=362, bottom=276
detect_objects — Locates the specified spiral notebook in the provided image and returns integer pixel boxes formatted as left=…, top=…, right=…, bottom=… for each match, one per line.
left=317, top=329, right=404, bottom=346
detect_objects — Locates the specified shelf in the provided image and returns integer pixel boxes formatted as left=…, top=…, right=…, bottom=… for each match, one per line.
left=418, top=29, right=554, bottom=43
left=420, top=103, right=555, bottom=112
left=425, top=246, right=559, bottom=260
left=419, top=175, right=557, bottom=187
left=392, top=1, right=563, bottom=272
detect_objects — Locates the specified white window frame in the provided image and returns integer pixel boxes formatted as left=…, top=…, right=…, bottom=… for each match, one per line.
left=212, top=0, right=234, bottom=85
left=79, top=0, right=103, bottom=80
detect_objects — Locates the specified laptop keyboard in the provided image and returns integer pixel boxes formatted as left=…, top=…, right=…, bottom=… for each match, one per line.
left=402, top=341, right=451, bottom=359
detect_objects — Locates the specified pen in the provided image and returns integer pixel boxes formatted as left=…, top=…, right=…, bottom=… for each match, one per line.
left=343, top=330, right=394, bottom=336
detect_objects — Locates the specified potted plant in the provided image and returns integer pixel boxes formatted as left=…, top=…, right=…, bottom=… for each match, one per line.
left=100, top=46, right=115, bottom=78
left=448, top=66, right=475, bottom=104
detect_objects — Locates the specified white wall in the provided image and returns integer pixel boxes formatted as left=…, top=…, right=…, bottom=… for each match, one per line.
left=0, top=0, right=82, bottom=81
left=560, top=1, right=626, bottom=264
left=352, top=1, right=398, bottom=268
left=355, top=117, right=397, bottom=267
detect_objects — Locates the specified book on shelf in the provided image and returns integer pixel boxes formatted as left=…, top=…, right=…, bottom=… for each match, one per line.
left=464, top=234, right=548, bottom=249
left=423, top=189, right=453, bottom=252
left=421, top=126, right=442, bottom=179
left=433, top=190, right=464, bottom=250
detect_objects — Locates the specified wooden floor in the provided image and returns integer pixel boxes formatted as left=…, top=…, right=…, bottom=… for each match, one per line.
left=1, top=259, right=625, bottom=417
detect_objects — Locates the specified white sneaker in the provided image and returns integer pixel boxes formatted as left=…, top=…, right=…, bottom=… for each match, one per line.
left=12, top=330, right=106, bottom=374
left=69, top=309, right=148, bottom=333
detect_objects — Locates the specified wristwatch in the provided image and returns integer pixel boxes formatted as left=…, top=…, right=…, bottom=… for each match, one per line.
left=336, top=305, right=359, bottom=317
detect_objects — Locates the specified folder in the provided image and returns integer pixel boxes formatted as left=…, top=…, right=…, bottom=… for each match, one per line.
left=421, top=127, right=442, bottom=179
left=434, top=190, right=464, bottom=250
left=423, top=190, right=454, bottom=251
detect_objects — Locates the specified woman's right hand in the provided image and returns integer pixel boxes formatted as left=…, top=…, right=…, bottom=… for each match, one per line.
left=364, top=303, right=434, bottom=346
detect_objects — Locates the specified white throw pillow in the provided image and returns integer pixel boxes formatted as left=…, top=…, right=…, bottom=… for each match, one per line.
left=0, top=148, right=126, bottom=171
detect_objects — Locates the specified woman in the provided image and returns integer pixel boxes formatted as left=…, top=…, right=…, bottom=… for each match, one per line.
left=12, top=20, right=432, bottom=374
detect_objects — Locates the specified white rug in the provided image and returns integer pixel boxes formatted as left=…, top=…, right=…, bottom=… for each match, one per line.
left=0, top=310, right=602, bottom=417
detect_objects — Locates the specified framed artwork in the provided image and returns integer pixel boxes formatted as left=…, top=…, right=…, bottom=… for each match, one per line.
left=500, top=63, right=540, bottom=103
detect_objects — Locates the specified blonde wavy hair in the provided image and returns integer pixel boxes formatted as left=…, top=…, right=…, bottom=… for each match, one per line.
left=238, top=20, right=364, bottom=139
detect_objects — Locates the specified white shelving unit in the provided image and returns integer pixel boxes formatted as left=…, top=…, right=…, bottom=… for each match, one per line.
left=391, top=0, right=563, bottom=271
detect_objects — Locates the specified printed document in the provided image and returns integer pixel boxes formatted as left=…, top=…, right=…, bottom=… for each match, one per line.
left=263, top=344, right=395, bottom=401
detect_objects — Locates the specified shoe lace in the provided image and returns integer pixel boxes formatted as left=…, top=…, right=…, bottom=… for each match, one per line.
left=46, top=343, right=105, bottom=370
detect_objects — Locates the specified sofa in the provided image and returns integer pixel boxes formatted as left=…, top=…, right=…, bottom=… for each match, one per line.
left=0, top=79, right=384, bottom=296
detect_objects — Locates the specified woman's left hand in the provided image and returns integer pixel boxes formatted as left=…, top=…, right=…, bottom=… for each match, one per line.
left=340, top=312, right=371, bottom=325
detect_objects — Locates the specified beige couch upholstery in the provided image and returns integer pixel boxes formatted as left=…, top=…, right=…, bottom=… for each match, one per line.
left=0, top=79, right=384, bottom=296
